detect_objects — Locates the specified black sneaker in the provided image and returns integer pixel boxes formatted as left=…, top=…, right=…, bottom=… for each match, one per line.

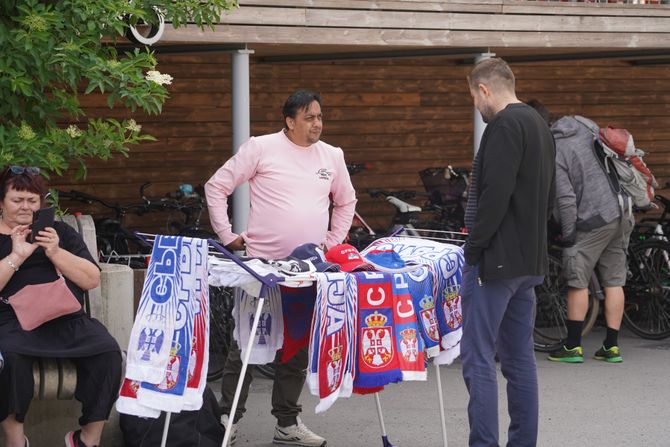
left=594, top=345, right=623, bottom=363
left=547, top=345, right=584, bottom=363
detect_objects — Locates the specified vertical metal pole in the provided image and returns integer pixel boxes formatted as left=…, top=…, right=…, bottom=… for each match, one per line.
left=472, top=52, right=495, bottom=156
left=231, top=47, right=254, bottom=235
left=434, top=364, right=449, bottom=447
left=222, top=294, right=266, bottom=447
left=160, top=412, right=171, bottom=447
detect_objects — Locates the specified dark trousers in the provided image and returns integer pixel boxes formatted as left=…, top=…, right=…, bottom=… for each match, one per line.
left=460, top=264, right=543, bottom=447
left=0, top=350, right=122, bottom=426
left=220, top=340, right=307, bottom=427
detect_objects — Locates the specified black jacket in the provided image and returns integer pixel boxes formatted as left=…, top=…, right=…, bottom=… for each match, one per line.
left=464, top=103, right=555, bottom=281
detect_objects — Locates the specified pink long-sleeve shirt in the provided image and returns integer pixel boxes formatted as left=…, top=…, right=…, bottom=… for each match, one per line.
left=205, top=130, right=357, bottom=260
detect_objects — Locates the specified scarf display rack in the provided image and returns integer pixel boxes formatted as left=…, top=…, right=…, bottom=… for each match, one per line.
left=134, top=232, right=455, bottom=447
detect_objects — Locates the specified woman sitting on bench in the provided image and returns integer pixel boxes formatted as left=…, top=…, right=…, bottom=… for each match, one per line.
left=0, top=166, right=122, bottom=447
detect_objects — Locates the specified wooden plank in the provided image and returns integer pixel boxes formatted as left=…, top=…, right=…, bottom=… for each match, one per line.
left=238, top=0, right=503, bottom=13
left=159, top=24, right=670, bottom=48
left=293, top=9, right=670, bottom=33
left=237, top=0, right=670, bottom=16
left=503, top=1, right=670, bottom=17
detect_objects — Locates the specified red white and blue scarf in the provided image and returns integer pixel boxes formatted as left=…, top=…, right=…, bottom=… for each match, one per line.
left=308, top=273, right=357, bottom=413
left=353, top=271, right=403, bottom=389
left=391, top=273, right=426, bottom=381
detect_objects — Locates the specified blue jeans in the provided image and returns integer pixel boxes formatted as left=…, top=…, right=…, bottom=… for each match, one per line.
left=460, top=263, right=543, bottom=447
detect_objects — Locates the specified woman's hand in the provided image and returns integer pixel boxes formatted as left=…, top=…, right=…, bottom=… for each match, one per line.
left=34, top=227, right=60, bottom=257
left=9, top=224, right=37, bottom=261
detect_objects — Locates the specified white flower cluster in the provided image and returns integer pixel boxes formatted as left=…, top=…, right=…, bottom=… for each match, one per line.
left=145, top=70, right=173, bottom=86
left=125, top=119, right=142, bottom=133
left=18, top=122, right=35, bottom=140
left=66, top=125, right=82, bottom=138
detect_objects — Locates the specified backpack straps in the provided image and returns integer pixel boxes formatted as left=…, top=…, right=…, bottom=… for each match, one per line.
left=593, top=140, right=632, bottom=218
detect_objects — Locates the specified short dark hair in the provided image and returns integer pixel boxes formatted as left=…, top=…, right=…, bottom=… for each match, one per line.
left=0, top=166, right=48, bottom=204
left=468, top=58, right=515, bottom=93
left=282, top=90, right=321, bottom=128
left=526, top=99, right=551, bottom=125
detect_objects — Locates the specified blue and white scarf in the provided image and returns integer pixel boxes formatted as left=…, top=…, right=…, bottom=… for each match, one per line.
left=125, top=236, right=181, bottom=384
left=119, top=236, right=209, bottom=415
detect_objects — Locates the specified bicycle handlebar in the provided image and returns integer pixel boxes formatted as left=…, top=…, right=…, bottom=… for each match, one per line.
left=58, top=189, right=147, bottom=218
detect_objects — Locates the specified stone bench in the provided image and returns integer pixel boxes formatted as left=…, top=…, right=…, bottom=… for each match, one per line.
left=20, top=214, right=134, bottom=447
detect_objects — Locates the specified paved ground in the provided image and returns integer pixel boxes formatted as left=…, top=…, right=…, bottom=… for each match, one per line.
left=211, top=327, right=670, bottom=447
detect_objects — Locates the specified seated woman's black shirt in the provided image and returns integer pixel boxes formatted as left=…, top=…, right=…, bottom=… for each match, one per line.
left=0, top=221, right=120, bottom=357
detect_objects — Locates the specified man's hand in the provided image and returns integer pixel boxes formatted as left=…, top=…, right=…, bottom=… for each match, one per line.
left=226, top=235, right=246, bottom=252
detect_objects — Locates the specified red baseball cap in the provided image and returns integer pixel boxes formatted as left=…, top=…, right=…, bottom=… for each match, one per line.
left=325, top=244, right=375, bottom=272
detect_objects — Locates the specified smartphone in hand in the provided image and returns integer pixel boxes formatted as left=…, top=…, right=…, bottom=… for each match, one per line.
left=29, top=206, right=55, bottom=243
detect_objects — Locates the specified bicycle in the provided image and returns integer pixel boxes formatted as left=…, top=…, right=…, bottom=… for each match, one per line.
left=534, top=215, right=670, bottom=351
left=138, top=183, right=216, bottom=240
left=207, top=286, right=235, bottom=381
left=345, top=163, right=379, bottom=250
left=533, top=246, right=601, bottom=352
left=623, top=235, right=670, bottom=339
left=419, top=165, right=469, bottom=234
left=57, top=186, right=155, bottom=268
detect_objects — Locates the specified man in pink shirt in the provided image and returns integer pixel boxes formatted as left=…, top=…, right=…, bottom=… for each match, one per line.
left=205, top=90, right=356, bottom=446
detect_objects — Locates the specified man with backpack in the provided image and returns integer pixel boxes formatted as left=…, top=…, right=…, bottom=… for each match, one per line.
left=547, top=114, right=636, bottom=364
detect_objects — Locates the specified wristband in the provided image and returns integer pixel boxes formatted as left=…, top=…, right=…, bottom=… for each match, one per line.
left=5, top=259, right=19, bottom=272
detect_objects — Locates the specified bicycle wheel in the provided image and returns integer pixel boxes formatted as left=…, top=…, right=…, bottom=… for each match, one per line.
left=208, top=286, right=235, bottom=381
left=533, top=251, right=600, bottom=352
left=623, top=240, right=670, bottom=340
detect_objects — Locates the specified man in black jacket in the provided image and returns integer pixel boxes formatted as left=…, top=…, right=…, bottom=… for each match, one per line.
left=460, top=58, right=555, bottom=447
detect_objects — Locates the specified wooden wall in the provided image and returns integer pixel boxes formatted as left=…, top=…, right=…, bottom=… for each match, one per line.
left=53, top=53, right=670, bottom=235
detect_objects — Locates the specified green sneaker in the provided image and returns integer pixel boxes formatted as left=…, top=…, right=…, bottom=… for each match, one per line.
left=594, top=345, right=623, bottom=363
left=547, top=345, right=584, bottom=363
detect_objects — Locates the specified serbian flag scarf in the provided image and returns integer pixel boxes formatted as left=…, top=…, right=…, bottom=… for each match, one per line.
left=353, top=271, right=403, bottom=389
left=391, top=273, right=426, bottom=381
left=405, top=266, right=440, bottom=358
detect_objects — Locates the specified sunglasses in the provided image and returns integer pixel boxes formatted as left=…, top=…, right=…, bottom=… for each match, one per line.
left=8, top=166, right=40, bottom=175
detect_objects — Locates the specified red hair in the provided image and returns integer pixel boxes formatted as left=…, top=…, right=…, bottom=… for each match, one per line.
left=0, top=166, right=48, bottom=206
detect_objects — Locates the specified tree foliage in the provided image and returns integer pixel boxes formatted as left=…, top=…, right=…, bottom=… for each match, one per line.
left=0, top=0, right=237, bottom=178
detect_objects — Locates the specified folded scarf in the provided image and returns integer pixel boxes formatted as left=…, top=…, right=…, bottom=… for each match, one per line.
left=362, top=237, right=464, bottom=365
